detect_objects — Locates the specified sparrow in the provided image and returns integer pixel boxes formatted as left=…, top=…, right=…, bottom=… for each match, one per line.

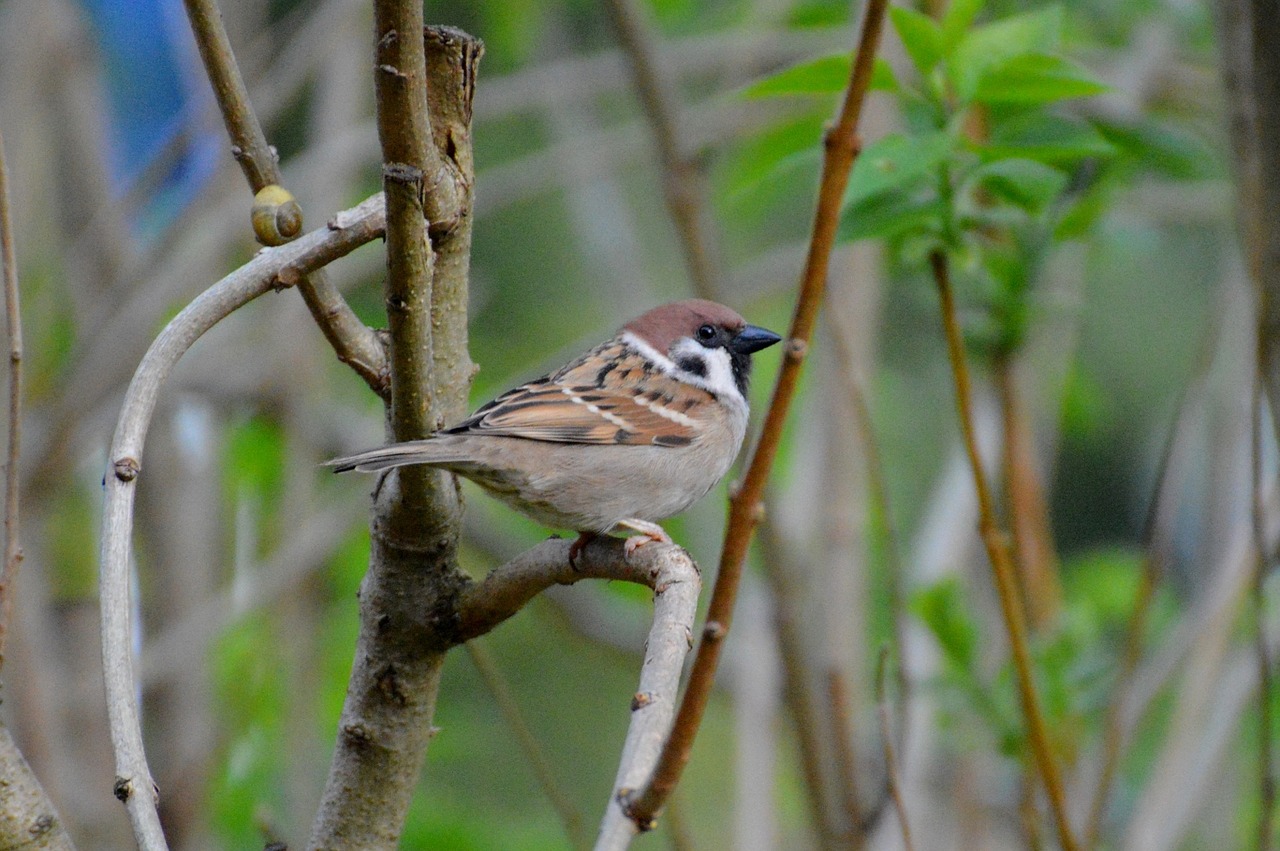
left=329, top=299, right=782, bottom=560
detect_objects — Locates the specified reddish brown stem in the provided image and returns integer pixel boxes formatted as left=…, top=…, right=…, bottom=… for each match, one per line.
left=929, top=251, right=1077, bottom=851
left=621, top=0, right=891, bottom=826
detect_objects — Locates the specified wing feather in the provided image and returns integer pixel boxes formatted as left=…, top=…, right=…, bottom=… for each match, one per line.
left=444, top=341, right=708, bottom=446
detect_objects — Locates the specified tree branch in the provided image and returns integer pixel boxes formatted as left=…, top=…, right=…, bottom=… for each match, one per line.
left=98, top=194, right=385, bottom=850
left=306, top=22, right=480, bottom=850
left=0, top=128, right=22, bottom=668
left=182, top=0, right=390, bottom=395
left=621, top=0, right=890, bottom=829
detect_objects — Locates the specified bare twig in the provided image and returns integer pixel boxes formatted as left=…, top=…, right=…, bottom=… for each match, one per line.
left=875, top=649, right=913, bottom=851
left=465, top=641, right=590, bottom=850
left=0, top=129, right=22, bottom=667
left=603, top=0, right=723, bottom=299
left=621, top=0, right=890, bottom=828
left=98, top=195, right=385, bottom=850
left=927, top=250, right=1077, bottom=851
left=181, top=0, right=390, bottom=395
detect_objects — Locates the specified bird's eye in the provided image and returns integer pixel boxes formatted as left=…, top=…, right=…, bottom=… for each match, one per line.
left=696, top=324, right=717, bottom=344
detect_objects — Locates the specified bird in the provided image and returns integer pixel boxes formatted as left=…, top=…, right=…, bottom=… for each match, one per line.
left=329, top=299, right=782, bottom=561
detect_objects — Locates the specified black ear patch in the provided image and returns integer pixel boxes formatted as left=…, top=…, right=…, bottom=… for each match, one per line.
left=676, top=354, right=708, bottom=378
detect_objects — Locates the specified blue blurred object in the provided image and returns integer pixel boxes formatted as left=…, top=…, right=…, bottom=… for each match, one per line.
left=79, top=0, right=220, bottom=234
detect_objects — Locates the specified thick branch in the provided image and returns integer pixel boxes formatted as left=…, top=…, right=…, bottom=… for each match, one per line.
left=307, top=24, right=480, bottom=850
left=98, top=195, right=385, bottom=850
left=0, top=128, right=22, bottom=667
left=182, top=0, right=390, bottom=395
left=622, top=0, right=890, bottom=827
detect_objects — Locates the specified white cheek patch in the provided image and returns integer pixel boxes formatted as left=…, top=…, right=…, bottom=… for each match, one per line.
left=620, top=332, right=676, bottom=373
left=668, top=339, right=740, bottom=401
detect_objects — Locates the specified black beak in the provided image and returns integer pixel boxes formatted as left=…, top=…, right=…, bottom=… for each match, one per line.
left=730, top=324, right=782, bottom=355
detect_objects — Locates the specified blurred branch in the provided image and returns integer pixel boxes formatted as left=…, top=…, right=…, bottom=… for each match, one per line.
left=603, top=0, right=723, bottom=299
left=1215, top=0, right=1280, bottom=451
left=0, top=129, right=70, bottom=851
left=827, top=669, right=864, bottom=849
left=307, top=23, right=479, bottom=850
left=0, top=723, right=75, bottom=850
left=0, top=128, right=22, bottom=668
left=1083, top=311, right=1215, bottom=848
left=465, top=641, right=590, bottom=850
left=98, top=194, right=385, bottom=850
left=927, top=250, right=1077, bottom=851
left=994, top=354, right=1061, bottom=629
left=182, top=0, right=390, bottom=396
left=1253, top=379, right=1276, bottom=851
left=875, top=649, right=913, bottom=851
left=622, top=0, right=890, bottom=831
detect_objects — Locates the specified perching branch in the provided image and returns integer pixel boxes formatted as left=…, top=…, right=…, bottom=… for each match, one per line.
left=98, top=194, right=386, bottom=850
left=928, top=250, right=1077, bottom=851
left=306, top=22, right=480, bottom=850
left=621, top=0, right=890, bottom=829
left=0, top=128, right=22, bottom=668
left=603, top=0, right=724, bottom=300
left=181, top=0, right=390, bottom=395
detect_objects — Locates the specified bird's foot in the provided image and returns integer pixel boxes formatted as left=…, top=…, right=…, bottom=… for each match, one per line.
left=616, top=519, right=674, bottom=558
left=568, top=532, right=597, bottom=569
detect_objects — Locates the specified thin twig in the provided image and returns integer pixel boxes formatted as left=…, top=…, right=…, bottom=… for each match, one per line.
left=621, top=0, right=890, bottom=829
left=0, top=129, right=22, bottom=669
left=875, top=648, right=913, bottom=851
left=181, top=0, right=390, bottom=395
left=99, top=194, right=385, bottom=850
left=465, top=641, right=591, bottom=850
left=928, top=251, right=1077, bottom=851
left=603, top=0, right=723, bottom=299
left=1254, top=376, right=1276, bottom=851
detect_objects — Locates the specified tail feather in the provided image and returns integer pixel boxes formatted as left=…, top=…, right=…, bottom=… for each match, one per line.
left=327, top=438, right=465, bottom=473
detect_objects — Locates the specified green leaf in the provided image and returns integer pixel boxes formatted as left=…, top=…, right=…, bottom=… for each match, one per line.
left=743, top=54, right=897, bottom=98
left=845, top=131, right=954, bottom=207
left=744, top=54, right=849, bottom=98
left=840, top=192, right=947, bottom=242
left=965, top=158, right=1069, bottom=212
left=941, top=0, right=986, bottom=48
left=723, top=113, right=825, bottom=198
left=986, top=112, right=1114, bottom=165
left=950, top=5, right=1063, bottom=101
left=1094, top=118, right=1220, bottom=181
left=890, top=7, right=945, bottom=75
left=912, top=578, right=979, bottom=671
left=975, top=53, right=1108, bottom=105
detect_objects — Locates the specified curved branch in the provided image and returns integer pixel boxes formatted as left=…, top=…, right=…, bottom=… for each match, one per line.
left=182, top=0, right=390, bottom=395
left=98, top=194, right=385, bottom=850
left=622, top=0, right=891, bottom=827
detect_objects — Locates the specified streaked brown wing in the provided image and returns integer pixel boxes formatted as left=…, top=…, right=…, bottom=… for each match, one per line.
left=445, top=347, right=706, bottom=447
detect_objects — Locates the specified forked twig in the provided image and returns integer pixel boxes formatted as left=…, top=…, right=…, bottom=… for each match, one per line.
left=620, top=0, right=890, bottom=830
left=181, top=0, right=389, bottom=394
